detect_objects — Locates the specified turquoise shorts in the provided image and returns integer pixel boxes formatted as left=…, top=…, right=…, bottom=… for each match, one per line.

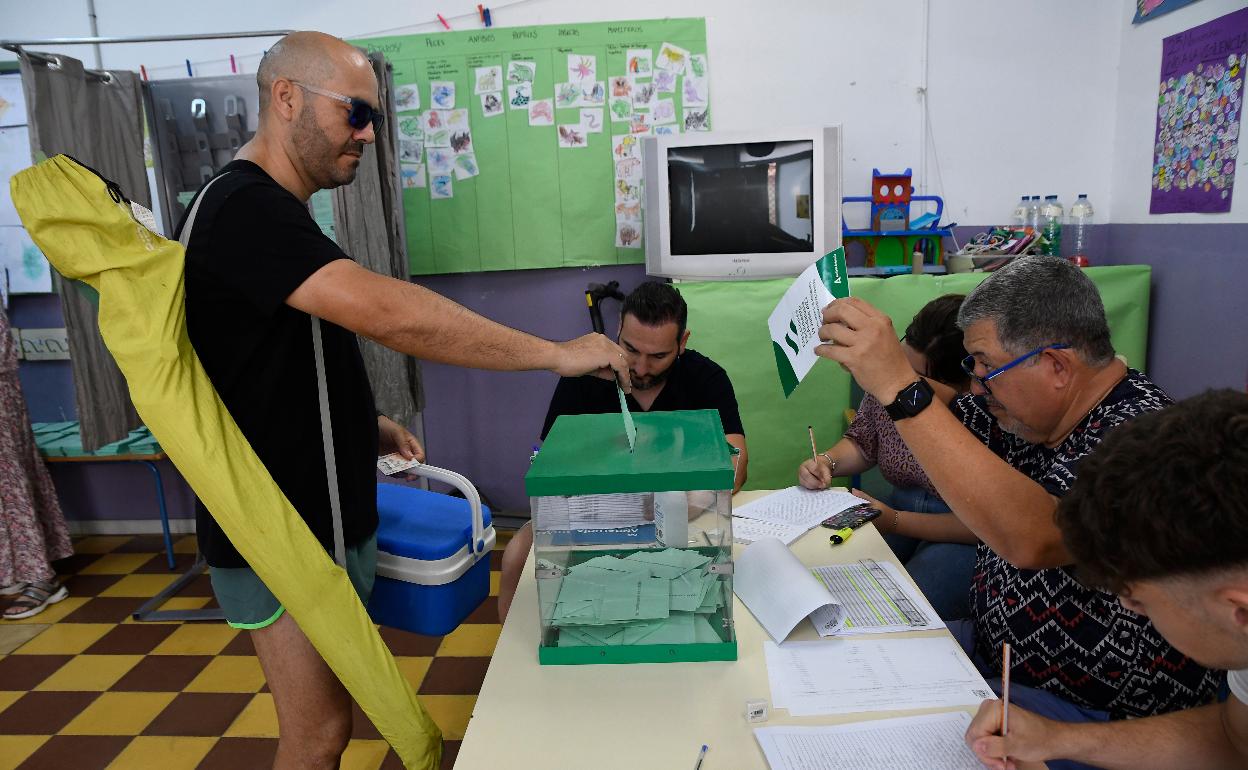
left=208, top=533, right=378, bottom=630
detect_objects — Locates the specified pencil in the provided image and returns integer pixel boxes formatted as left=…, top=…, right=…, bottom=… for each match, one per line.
left=807, top=425, right=818, bottom=464
left=1001, top=642, right=1012, bottom=763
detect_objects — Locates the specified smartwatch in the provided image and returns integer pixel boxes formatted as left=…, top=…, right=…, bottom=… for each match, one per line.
left=884, top=379, right=935, bottom=421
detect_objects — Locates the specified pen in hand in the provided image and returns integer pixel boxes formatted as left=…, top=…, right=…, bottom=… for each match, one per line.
left=807, top=425, right=818, bottom=465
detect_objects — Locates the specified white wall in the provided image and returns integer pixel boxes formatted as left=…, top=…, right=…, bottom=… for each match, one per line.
left=1, top=0, right=1124, bottom=226
left=1110, top=0, right=1248, bottom=224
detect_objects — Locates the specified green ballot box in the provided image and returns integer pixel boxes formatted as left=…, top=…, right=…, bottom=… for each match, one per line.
left=526, top=409, right=738, bottom=665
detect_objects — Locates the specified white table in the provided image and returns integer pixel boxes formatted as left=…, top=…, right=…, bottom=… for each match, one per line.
left=455, top=490, right=1005, bottom=769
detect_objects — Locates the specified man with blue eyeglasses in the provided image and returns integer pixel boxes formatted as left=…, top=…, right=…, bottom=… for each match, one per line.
left=817, top=257, right=1222, bottom=770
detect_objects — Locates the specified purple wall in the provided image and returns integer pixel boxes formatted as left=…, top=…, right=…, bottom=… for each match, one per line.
left=14, top=220, right=1245, bottom=523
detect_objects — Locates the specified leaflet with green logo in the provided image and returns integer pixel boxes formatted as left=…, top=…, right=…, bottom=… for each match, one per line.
left=767, top=247, right=849, bottom=398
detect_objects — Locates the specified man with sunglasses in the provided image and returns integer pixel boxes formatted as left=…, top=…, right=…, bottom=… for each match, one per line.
left=179, top=31, right=631, bottom=770
left=817, top=257, right=1220, bottom=768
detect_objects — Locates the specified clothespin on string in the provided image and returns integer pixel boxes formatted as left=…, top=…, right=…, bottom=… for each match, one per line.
left=484, top=7, right=493, bottom=27
left=185, top=59, right=193, bottom=77
left=477, top=5, right=485, bottom=25
left=437, top=13, right=451, bottom=30
left=139, top=65, right=148, bottom=81
left=229, top=54, right=237, bottom=74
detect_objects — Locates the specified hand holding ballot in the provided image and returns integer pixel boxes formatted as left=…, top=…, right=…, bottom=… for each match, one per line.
left=817, top=296, right=919, bottom=405
left=553, top=332, right=633, bottom=392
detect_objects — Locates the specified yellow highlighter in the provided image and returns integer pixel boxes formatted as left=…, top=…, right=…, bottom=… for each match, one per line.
left=829, top=527, right=854, bottom=546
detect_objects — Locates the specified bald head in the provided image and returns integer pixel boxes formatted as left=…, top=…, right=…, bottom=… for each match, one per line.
left=257, top=31, right=371, bottom=115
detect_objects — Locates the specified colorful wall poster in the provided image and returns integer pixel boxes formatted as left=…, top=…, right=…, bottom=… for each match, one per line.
left=354, top=18, right=709, bottom=275
left=1134, top=0, right=1205, bottom=25
left=1149, top=7, right=1246, bottom=214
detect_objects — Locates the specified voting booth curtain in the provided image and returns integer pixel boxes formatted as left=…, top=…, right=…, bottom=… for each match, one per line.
left=682, top=266, right=1153, bottom=492
left=331, top=52, right=425, bottom=424
left=18, top=50, right=147, bottom=451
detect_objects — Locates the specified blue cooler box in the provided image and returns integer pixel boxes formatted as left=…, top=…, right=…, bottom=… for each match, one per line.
left=368, top=471, right=496, bottom=637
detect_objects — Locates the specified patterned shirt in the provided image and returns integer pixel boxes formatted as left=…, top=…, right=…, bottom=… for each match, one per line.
left=844, top=393, right=940, bottom=496
left=958, top=369, right=1222, bottom=718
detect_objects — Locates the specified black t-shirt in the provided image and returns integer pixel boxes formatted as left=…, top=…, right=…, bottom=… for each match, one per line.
left=540, top=349, right=745, bottom=439
left=180, top=160, right=379, bottom=568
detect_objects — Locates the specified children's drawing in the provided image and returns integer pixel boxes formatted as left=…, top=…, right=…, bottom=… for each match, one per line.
left=613, top=134, right=640, bottom=160
left=400, top=162, right=426, bottom=189
left=579, top=108, right=603, bottom=133
left=555, top=82, right=580, bottom=108
left=508, top=60, right=536, bottom=83
left=399, top=139, right=424, bottom=163
left=615, top=156, right=642, bottom=180
left=398, top=116, right=423, bottom=138
left=616, top=220, right=642, bottom=248
left=626, top=49, right=652, bottom=76
left=611, top=76, right=633, bottom=98
left=424, top=129, right=450, bottom=148
left=652, top=98, right=676, bottom=125
left=557, top=124, right=587, bottom=148
left=430, top=81, right=456, bottom=109
left=683, top=108, right=710, bottom=132
left=430, top=174, right=453, bottom=199
left=616, top=199, right=642, bottom=218
left=528, top=98, right=554, bottom=126
left=427, top=148, right=455, bottom=175
left=689, top=54, right=708, bottom=78
left=580, top=81, right=606, bottom=106
left=609, top=97, right=633, bottom=122
left=656, top=42, right=690, bottom=75
left=508, top=83, right=532, bottom=110
left=653, top=69, right=677, bottom=94
left=615, top=178, right=641, bottom=202
left=631, top=82, right=656, bottom=108
left=629, top=113, right=652, bottom=134
left=653, top=124, right=678, bottom=136
left=454, top=152, right=480, bottom=180
left=422, top=110, right=444, bottom=131
left=449, top=131, right=473, bottom=154
left=682, top=76, right=708, bottom=107
left=568, top=54, right=597, bottom=82
left=446, top=109, right=470, bottom=131
left=395, top=84, right=421, bottom=112
left=480, top=92, right=504, bottom=117
left=474, top=66, right=502, bottom=95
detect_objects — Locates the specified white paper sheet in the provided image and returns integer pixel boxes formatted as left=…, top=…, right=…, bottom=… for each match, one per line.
left=733, top=487, right=862, bottom=530
left=533, top=493, right=647, bottom=531
left=734, top=538, right=843, bottom=642
left=755, top=712, right=984, bottom=770
left=809, top=560, right=944, bottom=635
left=764, top=637, right=995, bottom=716
left=731, top=517, right=807, bottom=546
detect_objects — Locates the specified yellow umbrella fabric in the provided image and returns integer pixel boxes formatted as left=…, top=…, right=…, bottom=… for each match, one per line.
left=11, top=154, right=441, bottom=769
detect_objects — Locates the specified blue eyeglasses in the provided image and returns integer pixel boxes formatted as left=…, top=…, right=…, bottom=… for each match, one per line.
left=961, top=344, right=1071, bottom=394
left=292, top=81, right=385, bottom=132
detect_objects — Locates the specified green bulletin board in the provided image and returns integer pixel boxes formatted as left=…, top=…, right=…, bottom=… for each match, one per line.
left=355, top=18, right=710, bottom=276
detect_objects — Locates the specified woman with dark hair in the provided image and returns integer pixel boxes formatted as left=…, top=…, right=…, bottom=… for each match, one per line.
left=798, top=294, right=977, bottom=620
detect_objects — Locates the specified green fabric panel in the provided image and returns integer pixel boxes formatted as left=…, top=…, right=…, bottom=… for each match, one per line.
left=353, top=18, right=707, bottom=276
left=682, top=265, right=1151, bottom=492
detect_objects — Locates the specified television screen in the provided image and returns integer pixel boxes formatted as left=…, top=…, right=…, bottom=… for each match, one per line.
left=666, top=140, right=815, bottom=256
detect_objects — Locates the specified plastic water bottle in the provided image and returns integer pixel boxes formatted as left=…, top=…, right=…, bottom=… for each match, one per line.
left=1026, top=196, right=1042, bottom=231
left=1011, top=196, right=1029, bottom=227
left=1040, top=195, right=1064, bottom=256
left=1069, top=194, right=1094, bottom=266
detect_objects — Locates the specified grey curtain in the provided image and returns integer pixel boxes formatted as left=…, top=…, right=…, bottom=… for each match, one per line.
left=331, top=52, right=423, bottom=423
left=19, top=51, right=148, bottom=451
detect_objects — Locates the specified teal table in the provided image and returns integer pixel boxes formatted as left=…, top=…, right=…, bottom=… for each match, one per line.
left=681, top=265, right=1151, bottom=492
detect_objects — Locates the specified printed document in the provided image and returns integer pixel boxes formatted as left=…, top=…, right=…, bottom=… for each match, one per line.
left=755, top=712, right=984, bottom=770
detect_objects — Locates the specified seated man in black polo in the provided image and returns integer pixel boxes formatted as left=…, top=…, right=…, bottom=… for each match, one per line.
left=498, top=280, right=747, bottom=620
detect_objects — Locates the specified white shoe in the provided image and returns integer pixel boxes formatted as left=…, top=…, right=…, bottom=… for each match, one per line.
left=0, top=582, right=26, bottom=596
left=2, top=581, right=68, bottom=620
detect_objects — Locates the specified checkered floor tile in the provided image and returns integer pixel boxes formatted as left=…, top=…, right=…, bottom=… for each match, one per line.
left=0, top=533, right=512, bottom=769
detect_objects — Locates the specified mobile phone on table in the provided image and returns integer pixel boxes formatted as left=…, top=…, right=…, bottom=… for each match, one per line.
left=820, top=502, right=881, bottom=530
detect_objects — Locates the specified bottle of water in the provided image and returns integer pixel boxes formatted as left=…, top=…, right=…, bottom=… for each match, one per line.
left=1068, top=194, right=1093, bottom=266
left=1026, top=195, right=1042, bottom=231
left=1040, top=195, right=1064, bottom=256
left=1011, top=196, right=1029, bottom=228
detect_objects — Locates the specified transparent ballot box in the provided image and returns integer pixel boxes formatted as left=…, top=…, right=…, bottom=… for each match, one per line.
left=525, top=409, right=737, bottom=665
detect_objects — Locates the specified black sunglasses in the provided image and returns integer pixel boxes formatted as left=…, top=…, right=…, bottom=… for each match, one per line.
left=292, top=81, right=385, bottom=132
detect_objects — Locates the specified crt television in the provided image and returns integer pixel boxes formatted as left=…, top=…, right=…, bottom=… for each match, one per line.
left=642, top=126, right=842, bottom=280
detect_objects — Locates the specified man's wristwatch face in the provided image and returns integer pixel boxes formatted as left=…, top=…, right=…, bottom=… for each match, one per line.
left=886, top=379, right=934, bottom=420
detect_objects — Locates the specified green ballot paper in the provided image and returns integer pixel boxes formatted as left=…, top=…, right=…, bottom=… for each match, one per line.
left=617, top=384, right=637, bottom=452
left=767, top=247, right=849, bottom=398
